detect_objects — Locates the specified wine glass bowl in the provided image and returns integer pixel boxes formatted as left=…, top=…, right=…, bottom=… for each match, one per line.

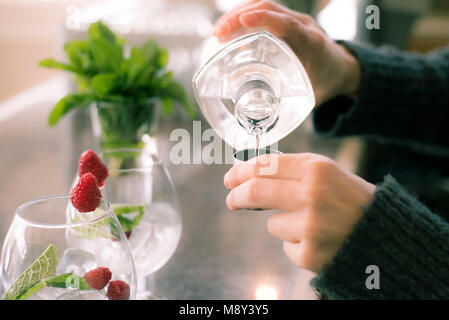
left=0, top=195, right=137, bottom=300
left=97, top=148, right=182, bottom=298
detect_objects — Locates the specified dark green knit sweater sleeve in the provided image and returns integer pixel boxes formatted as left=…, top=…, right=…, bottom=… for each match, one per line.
left=310, top=175, right=449, bottom=299
left=312, top=41, right=449, bottom=156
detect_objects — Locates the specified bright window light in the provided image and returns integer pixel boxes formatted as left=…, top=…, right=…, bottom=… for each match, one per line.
left=317, top=0, right=357, bottom=40
left=255, top=284, right=279, bottom=300
left=215, top=0, right=246, bottom=13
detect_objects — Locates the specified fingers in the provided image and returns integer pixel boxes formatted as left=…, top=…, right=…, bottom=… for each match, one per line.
left=215, top=0, right=260, bottom=28
left=213, top=0, right=312, bottom=38
left=282, top=241, right=305, bottom=268
left=224, top=153, right=314, bottom=189
left=226, top=178, right=300, bottom=211
left=267, top=211, right=302, bottom=242
left=283, top=241, right=323, bottom=272
left=213, top=0, right=286, bottom=37
left=239, top=9, right=299, bottom=38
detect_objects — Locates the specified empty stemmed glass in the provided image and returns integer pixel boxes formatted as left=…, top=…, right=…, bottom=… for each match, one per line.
left=0, top=195, right=137, bottom=300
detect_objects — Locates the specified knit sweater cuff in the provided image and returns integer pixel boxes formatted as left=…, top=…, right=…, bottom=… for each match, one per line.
left=312, top=41, right=449, bottom=155
left=312, top=41, right=382, bottom=137
left=313, top=41, right=408, bottom=136
left=310, top=175, right=449, bottom=299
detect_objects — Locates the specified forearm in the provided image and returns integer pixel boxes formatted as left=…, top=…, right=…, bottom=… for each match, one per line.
left=311, top=175, right=449, bottom=299
left=313, top=42, right=449, bottom=155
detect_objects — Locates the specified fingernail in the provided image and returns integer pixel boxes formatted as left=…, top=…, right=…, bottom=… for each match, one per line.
left=224, top=172, right=230, bottom=188
left=226, top=193, right=233, bottom=210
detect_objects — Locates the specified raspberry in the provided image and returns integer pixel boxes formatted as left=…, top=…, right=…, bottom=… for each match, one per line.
left=78, top=149, right=108, bottom=187
left=70, top=173, right=102, bottom=212
left=107, top=280, right=130, bottom=300
left=83, top=267, right=112, bottom=290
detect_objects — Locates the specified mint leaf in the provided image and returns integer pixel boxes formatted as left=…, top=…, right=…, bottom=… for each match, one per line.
left=46, top=273, right=91, bottom=290
left=48, top=93, right=94, bottom=126
left=64, top=40, right=93, bottom=73
left=40, top=20, right=195, bottom=129
left=156, top=48, right=169, bottom=69
left=161, top=97, right=174, bottom=117
left=10, top=273, right=91, bottom=300
left=92, top=73, right=119, bottom=97
left=158, top=80, right=197, bottom=118
left=88, top=21, right=117, bottom=44
left=69, top=208, right=117, bottom=240
left=39, top=59, right=80, bottom=74
left=141, top=39, right=158, bottom=62
left=89, top=38, right=123, bottom=73
left=134, top=65, right=155, bottom=88
left=123, top=47, right=149, bottom=88
left=1, top=244, right=59, bottom=300
left=112, top=204, right=146, bottom=233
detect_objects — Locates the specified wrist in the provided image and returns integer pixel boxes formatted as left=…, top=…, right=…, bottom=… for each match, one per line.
left=339, top=44, right=361, bottom=98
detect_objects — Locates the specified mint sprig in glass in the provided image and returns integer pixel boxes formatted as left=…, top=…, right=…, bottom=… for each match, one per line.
left=40, top=21, right=196, bottom=151
left=0, top=195, right=137, bottom=300
left=100, top=148, right=182, bottom=300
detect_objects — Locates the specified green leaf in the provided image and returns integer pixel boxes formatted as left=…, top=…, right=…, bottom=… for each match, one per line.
left=100, top=140, right=146, bottom=151
left=1, top=244, right=59, bottom=300
left=141, top=39, right=158, bottom=62
left=159, top=71, right=173, bottom=86
left=112, top=204, right=146, bottom=233
left=134, top=65, right=155, bottom=88
left=161, top=97, right=174, bottom=117
left=158, top=80, right=197, bottom=118
left=64, top=40, right=92, bottom=72
left=123, top=42, right=161, bottom=89
left=88, top=21, right=117, bottom=43
left=89, top=38, right=124, bottom=73
left=39, top=58, right=79, bottom=73
left=10, top=273, right=91, bottom=300
left=68, top=207, right=117, bottom=240
left=48, top=93, right=94, bottom=126
left=15, top=282, right=46, bottom=300
left=45, top=273, right=91, bottom=290
left=156, top=48, right=169, bottom=69
left=74, top=75, right=91, bottom=92
left=183, top=95, right=197, bottom=119
left=40, top=20, right=194, bottom=127
left=124, top=47, right=149, bottom=88
left=92, top=73, right=119, bottom=97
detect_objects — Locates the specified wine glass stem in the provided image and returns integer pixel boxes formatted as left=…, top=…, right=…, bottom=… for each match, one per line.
left=138, top=275, right=147, bottom=292
left=138, top=274, right=155, bottom=292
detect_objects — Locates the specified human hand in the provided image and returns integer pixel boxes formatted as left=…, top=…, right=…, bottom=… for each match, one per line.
left=224, top=153, right=375, bottom=272
left=213, top=0, right=361, bottom=105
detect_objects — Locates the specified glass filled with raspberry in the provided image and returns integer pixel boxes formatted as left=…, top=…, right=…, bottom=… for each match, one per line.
left=69, top=148, right=182, bottom=300
left=0, top=194, right=137, bottom=300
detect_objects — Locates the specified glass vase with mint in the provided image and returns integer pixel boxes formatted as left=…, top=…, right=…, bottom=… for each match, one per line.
left=40, top=20, right=196, bottom=153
